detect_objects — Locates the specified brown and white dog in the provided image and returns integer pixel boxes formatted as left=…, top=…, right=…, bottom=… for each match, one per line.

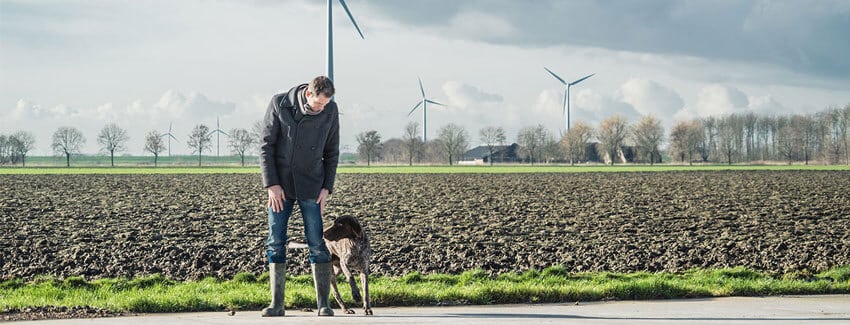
left=323, top=215, right=372, bottom=315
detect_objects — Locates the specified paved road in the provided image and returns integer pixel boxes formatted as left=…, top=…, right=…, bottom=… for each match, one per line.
left=19, top=295, right=850, bottom=324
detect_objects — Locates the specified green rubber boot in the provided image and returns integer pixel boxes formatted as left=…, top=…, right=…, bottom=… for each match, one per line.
left=312, top=263, right=334, bottom=316
left=261, top=263, right=286, bottom=317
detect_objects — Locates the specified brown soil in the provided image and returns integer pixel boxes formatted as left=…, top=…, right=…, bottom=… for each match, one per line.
left=2, top=171, right=849, bottom=281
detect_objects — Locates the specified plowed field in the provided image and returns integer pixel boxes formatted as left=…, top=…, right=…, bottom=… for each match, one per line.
left=2, top=171, right=849, bottom=280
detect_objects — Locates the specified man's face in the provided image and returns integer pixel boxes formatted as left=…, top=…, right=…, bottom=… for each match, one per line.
left=305, top=90, right=331, bottom=112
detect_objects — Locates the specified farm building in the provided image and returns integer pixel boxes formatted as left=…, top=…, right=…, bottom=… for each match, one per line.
left=462, top=143, right=520, bottom=163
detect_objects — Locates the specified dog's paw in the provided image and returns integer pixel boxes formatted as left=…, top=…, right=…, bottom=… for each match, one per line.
left=364, top=308, right=373, bottom=316
left=344, top=308, right=355, bottom=314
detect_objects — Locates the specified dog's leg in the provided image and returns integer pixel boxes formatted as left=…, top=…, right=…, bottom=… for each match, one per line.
left=341, top=264, right=361, bottom=303
left=360, top=271, right=372, bottom=315
left=329, top=267, right=353, bottom=314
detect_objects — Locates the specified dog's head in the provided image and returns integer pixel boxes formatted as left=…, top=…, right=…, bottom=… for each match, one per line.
left=323, top=215, right=363, bottom=241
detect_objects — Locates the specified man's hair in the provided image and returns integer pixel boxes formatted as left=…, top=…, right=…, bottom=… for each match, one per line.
left=308, top=76, right=335, bottom=98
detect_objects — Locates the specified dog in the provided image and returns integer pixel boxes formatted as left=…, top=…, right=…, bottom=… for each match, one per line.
left=323, top=215, right=372, bottom=315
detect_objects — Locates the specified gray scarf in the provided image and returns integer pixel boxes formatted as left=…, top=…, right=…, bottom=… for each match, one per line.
left=297, top=87, right=322, bottom=116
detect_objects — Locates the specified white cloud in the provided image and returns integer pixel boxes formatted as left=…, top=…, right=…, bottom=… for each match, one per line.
left=695, top=84, right=750, bottom=116
left=442, top=81, right=503, bottom=108
left=93, top=102, right=117, bottom=121
left=618, top=78, right=684, bottom=117
left=445, top=10, right=518, bottom=41
left=11, top=99, right=43, bottom=120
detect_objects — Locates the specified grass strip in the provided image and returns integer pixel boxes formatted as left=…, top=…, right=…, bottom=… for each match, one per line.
left=2, top=265, right=848, bottom=313
left=1, top=164, right=849, bottom=174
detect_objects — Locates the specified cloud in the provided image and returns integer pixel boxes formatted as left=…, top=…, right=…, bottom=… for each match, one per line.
left=574, top=89, right=642, bottom=126
left=617, top=79, right=684, bottom=117
left=442, top=81, right=503, bottom=108
left=695, top=84, right=750, bottom=116
left=748, top=94, right=789, bottom=115
left=444, top=10, right=518, bottom=41
left=362, top=0, right=850, bottom=80
left=11, top=99, right=44, bottom=120
left=532, top=88, right=642, bottom=132
left=152, top=90, right=236, bottom=119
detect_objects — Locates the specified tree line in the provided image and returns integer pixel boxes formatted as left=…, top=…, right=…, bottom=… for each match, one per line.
left=355, top=104, right=850, bottom=166
left=3, top=104, right=848, bottom=167
left=0, top=123, right=262, bottom=167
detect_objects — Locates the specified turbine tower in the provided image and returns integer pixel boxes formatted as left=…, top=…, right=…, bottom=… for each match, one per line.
left=326, top=0, right=364, bottom=81
left=207, top=116, right=229, bottom=157
left=160, top=122, right=178, bottom=156
left=406, top=77, right=445, bottom=143
left=544, top=67, right=594, bottom=132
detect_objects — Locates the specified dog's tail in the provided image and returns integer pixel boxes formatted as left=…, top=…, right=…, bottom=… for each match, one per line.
left=287, top=241, right=309, bottom=249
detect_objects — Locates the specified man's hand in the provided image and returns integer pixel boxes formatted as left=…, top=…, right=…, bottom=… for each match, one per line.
left=267, top=185, right=285, bottom=213
left=317, top=188, right=330, bottom=214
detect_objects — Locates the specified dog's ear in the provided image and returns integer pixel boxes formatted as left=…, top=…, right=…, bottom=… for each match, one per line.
left=350, top=217, right=363, bottom=239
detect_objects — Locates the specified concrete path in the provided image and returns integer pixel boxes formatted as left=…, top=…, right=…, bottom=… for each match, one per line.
left=19, top=295, right=850, bottom=324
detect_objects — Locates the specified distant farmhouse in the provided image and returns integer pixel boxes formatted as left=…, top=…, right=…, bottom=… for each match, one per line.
left=461, top=143, right=520, bottom=164
left=462, top=142, right=659, bottom=164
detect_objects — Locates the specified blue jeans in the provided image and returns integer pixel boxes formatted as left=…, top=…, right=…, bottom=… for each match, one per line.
left=266, top=199, right=331, bottom=264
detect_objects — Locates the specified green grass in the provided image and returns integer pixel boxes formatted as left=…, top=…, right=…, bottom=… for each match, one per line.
left=2, top=266, right=848, bottom=313
left=2, top=163, right=849, bottom=175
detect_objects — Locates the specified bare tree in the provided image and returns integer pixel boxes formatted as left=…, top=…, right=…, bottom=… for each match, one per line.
left=794, top=114, right=818, bottom=165
left=97, top=123, right=129, bottom=167
left=597, top=115, right=630, bottom=165
left=717, top=115, right=741, bottom=165
left=669, top=120, right=690, bottom=163
left=540, top=132, right=562, bottom=163
left=517, top=125, right=546, bottom=165
left=187, top=124, right=212, bottom=166
left=402, top=122, right=422, bottom=166
left=632, top=116, right=664, bottom=165
left=842, top=104, right=850, bottom=164
left=437, top=123, right=469, bottom=165
left=698, top=116, right=718, bottom=162
left=9, top=131, right=36, bottom=167
left=423, top=139, right=446, bottom=164
left=144, top=130, right=166, bottom=167
left=356, top=130, right=382, bottom=166
left=52, top=126, right=86, bottom=167
left=380, top=138, right=406, bottom=164
left=0, top=135, right=9, bottom=165
left=228, top=128, right=256, bottom=166
left=562, top=121, right=593, bottom=165
left=479, top=126, right=506, bottom=166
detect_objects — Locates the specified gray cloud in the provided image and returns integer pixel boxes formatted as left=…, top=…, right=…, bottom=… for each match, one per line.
left=442, top=81, right=504, bottom=108
left=357, top=0, right=850, bottom=80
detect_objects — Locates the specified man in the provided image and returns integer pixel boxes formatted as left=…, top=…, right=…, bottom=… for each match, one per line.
left=259, top=76, right=340, bottom=317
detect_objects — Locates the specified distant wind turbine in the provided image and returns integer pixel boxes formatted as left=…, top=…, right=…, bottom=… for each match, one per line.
left=544, top=67, right=594, bottom=132
left=406, top=77, right=445, bottom=143
left=326, top=0, right=365, bottom=81
left=160, top=122, right=178, bottom=156
left=207, top=116, right=229, bottom=157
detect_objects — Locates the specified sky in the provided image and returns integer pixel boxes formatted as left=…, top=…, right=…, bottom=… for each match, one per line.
left=2, top=0, right=849, bottom=155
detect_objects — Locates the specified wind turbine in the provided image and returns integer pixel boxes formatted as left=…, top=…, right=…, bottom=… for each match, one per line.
left=544, top=67, right=594, bottom=132
left=326, top=0, right=365, bottom=81
left=406, top=77, right=445, bottom=143
left=160, top=122, right=178, bottom=156
left=207, top=116, right=229, bottom=157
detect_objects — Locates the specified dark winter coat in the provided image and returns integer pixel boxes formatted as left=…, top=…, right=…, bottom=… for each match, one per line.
left=260, top=84, right=340, bottom=200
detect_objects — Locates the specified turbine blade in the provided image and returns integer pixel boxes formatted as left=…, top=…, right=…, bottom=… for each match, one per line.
left=169, top=134, right=177, bottom=140
left=406, top=101, right=423, bottom=117
left=569, top=73, right=595, bottom=86
left=425, top=99, right=445, bottom=107
left=544, top=67, right=567, bottom=85
left=169, top=122, right=173, bottom=133
left=562, top=91, right=567, bottom=116
left=418, top=77, right=426, bottom=98
left=338, top=0, right=365, bottom=39
left=220, top=130, right=229, bottom=137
